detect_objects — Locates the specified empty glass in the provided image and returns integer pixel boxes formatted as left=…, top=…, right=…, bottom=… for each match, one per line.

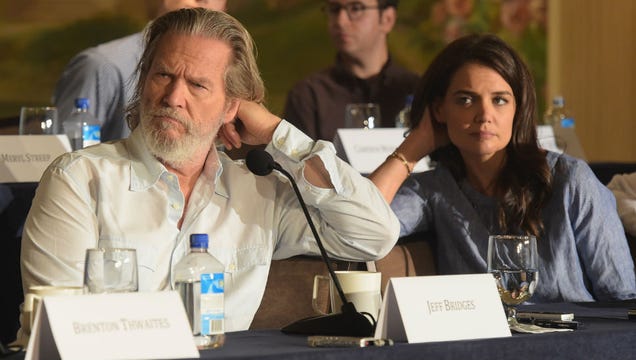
left=83, top=248, right=139, bottom=294
left=19, top=106, right=59, bottom=135
left=345, top=103, right=381, bottom=129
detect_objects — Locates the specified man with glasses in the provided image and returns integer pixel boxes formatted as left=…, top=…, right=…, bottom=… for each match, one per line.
left=283, top=0, right=418, bottom=141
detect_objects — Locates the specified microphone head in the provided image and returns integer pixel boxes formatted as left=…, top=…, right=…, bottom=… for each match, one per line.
left=246, top=149, right=275, bottom=176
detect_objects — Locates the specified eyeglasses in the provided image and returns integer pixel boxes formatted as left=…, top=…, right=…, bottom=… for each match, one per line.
left=322, top=1, right=383, bottom=21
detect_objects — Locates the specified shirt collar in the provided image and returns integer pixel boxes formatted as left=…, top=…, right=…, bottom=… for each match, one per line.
left=126, top=128, right=229, bottom=198
left=127, top=128, right=165, bottom=191
left=332, top=53, right=394, bottom=82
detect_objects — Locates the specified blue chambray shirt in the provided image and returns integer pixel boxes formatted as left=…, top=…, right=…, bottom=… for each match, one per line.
left=391, top=151, right=636, bottom=302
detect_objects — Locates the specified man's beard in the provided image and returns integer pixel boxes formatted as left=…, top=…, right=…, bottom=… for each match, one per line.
left=139, top=107, right=222, bottom=168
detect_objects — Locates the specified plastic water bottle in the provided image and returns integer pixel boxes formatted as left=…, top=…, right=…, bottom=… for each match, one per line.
left=395, top=94, right=413, bottom=128
left=174, top=234, right=225, bottom=349
left=62, top=99, right=84, bottom=150
left=543, top=96, right=575, bottom=129
left=66, top=97, right=101, bottom=150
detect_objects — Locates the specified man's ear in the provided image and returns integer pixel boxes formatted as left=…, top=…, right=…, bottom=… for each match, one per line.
left=380, top=7, right=397, bottom=33
left=223, top=98, right=240, bottom=124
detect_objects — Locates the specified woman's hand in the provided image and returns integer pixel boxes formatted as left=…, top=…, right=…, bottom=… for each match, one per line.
left=368, top=107, right=449, bottom=204
left=398, top=107, right=449, bottom=165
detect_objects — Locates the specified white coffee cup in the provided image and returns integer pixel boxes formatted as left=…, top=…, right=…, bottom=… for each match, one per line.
left=22, top=285, right=83, bottom=334
left=312, top=271, right=382, bottom=322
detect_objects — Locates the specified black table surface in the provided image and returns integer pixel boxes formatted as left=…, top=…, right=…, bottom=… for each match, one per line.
left=4, top=301, right=636, bottom=360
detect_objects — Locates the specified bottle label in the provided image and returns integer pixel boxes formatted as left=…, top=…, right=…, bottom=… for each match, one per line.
left=560, top=117, right=575, bottom=128
left=200, top=273, right=224, bottom=335
left=82, top=124, right=101, bottom=147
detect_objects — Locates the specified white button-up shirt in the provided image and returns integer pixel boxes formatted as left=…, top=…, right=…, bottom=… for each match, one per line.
left=20, top=120, right=399, bottom=332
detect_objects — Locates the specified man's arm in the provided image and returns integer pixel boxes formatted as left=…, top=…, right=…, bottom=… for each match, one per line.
left=220, top=101, right=400, bottom=260
left=21, top=157, right=98, bottom=294
left=266, top=120, right=399, bottom=261
left=221, top=101, right=337, bottom=189
left=53, top=51, right=121, bottom=132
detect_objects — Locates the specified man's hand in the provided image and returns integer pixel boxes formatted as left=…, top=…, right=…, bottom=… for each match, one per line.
left=218, top=101, right=282, bottom=150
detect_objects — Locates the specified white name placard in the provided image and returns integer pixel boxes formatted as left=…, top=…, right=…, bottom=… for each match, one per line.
left=333, top=128, right=430, bottom=174
left=25, top=291, right=199, bottom=360
left=537, top=125, right=586, bottom=160
left=536, top=125, right=561, bottom=154
left=0, top=135, right=71, bottom=182
left=375, top=274, right=511, bottom=343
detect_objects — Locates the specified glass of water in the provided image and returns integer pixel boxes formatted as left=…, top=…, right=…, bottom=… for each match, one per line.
left=19, top=106, right=59, bottom=135
left=84, top=248, right=139, bottom=294
left=487, top=235, right=538, bottom=327
left=344, top=103, right=381, bottom=129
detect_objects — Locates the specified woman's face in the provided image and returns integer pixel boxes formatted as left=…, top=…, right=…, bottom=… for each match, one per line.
left=434, top=62, right=516, bottom=164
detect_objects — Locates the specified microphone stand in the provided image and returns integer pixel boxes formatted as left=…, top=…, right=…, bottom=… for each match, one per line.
left=247, top=150, right=375, bottom=336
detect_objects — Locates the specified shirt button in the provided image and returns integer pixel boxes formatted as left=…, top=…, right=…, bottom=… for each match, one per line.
left=291, top=149, right=298, bottom=156
left=171, top=203, right=181, bottom=210
left=276, top=138, right=285, bottom=146
left=228, top=263, right=236, bottom=271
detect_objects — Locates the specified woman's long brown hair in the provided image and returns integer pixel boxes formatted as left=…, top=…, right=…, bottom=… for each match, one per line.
left=409, top=34, right=552, bottom=237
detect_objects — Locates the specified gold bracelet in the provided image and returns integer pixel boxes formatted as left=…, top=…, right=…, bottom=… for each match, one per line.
left=387, top=151, right=412, bottom=176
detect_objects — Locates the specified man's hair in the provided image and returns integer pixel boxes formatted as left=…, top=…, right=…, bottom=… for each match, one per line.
left=325, top=0, right=398, bottom=9
left=126, top=8, right=265, bottom=130
left=378, top=0, right=398, bottom=9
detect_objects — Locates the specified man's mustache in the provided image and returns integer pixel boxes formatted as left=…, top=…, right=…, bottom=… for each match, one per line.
left=149, top=108, right=192, bottom=132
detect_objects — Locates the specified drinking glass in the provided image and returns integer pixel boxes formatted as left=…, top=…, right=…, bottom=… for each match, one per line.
left=487, top=235, right=538, bottom=327
left=84, top=248, right=139, bottom=294
left=344, top=103, right=381, bottom=129
left=19, top=106, right=59, bottom=135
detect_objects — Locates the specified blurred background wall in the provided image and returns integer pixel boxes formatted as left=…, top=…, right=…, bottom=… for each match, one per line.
left=548, top=0, right=635, bottom=163
left=0, top=0, right=633, bottom=162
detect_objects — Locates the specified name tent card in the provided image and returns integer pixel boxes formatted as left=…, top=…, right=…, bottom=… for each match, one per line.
left=536, top=125, right=561, bottom=154
left=0, top=135, right=71, bottom=182
left=536, top=125, right=586, bottom=160
left=375, top=274, right=511, bottom=343
left=25, top=291, right=199, bottom=360
left=333, top=128, right=430, bottom=174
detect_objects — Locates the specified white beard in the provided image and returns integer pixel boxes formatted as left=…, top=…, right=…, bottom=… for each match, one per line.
left=139, top=107, right=222, bottom=169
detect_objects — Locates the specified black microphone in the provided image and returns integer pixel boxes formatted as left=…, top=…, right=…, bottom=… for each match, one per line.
left=246, top=149, right=375, bottom=337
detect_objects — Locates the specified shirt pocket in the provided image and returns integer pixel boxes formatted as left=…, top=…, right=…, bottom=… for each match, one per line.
left=215, top=246, right=270, bottom=297
left=218, top=246, right=270, bottom=330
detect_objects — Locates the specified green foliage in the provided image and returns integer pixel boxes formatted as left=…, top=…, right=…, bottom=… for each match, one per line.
left=24, top=14, right=142, bottom=67
left=0, top=14, right=143, bottom=116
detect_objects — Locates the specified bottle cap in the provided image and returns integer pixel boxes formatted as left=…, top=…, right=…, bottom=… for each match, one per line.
left=190, top=233, right=209, bottom=249
left=552, top=96, right=565, bottom=107
left=405, top=94, right=414, bottom=105
left=74, top=97, right=90, bottom=110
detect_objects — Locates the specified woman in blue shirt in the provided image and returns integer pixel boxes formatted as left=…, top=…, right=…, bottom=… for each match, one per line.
left=370, top=34, right=636, bottom=302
